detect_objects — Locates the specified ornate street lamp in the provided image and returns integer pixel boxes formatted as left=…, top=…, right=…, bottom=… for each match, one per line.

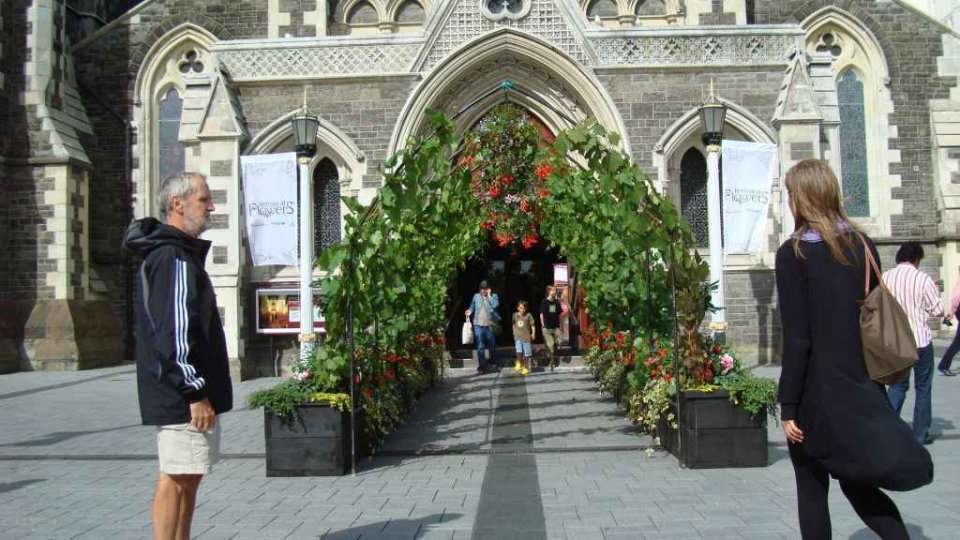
left=698, top=81, right=728, bottom=342
left=291, top=103, right=319, bottom=362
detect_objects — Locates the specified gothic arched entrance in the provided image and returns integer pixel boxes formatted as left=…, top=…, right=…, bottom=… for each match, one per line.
left=445, top=105, right=573, bottom=360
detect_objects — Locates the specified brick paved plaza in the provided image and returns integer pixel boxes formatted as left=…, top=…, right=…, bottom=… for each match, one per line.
left=1, top=351, right=958, bottom=540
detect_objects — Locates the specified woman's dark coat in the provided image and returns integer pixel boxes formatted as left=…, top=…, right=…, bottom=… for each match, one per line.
left=776, top=232, right=932, bottom=491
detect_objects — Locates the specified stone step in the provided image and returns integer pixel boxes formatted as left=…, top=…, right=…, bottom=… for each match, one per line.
left=446, top=349, right=585, bottom=371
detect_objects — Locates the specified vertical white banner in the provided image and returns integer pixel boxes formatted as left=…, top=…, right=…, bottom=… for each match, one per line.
left=240, top=153, right=298, bottom=266
left=721, top=140, right=777, bottom=254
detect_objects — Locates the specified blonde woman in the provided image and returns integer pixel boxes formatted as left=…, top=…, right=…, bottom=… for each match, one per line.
left=776, top=159, right=932, bottom=539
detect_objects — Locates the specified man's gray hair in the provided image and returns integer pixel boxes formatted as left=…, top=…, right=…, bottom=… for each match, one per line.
left=157, top=172, right=205, bottom=220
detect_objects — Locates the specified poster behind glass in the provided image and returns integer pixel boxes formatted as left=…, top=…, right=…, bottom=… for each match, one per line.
left=256, top=288, right=325, bottom=334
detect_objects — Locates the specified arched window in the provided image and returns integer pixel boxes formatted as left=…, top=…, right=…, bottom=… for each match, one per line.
left=837, top=69, right=869, bottom=217
left=635, top=0, right=666, bottom=16
left=348, top=1, right=379, bottom=24
left=804, top=8, right=893, bottom=233
left=313, top=158, right=342, bottom=254
left=157, top=88, right=185, bottom=183
left=134, top=25, right=215, bottom=218
left=587, top=0, right=618, bottom=18
left=680, top=148, right=708, bottom=248
left=395, top=0, right=425, bottom=23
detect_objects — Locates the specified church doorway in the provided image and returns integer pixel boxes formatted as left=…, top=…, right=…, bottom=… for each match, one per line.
left=445, top=237, right=565, bottom=353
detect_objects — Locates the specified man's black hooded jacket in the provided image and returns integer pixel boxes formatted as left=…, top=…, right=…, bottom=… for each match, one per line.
left=123, top=218, right=233, bottom=425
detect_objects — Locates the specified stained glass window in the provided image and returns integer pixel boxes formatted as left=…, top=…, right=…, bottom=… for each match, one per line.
left=158, top=88, right=184, bottom=182
left=680, top=148, right=708, bottom=248
left=838, top=69, right=869, bottom=217
left=313, top=158, right=342, bottom=254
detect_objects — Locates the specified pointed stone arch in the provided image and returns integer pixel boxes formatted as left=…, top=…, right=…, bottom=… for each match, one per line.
left=653, top=99, right=777, bottom=191
left=801, top=5, right=898, bottom=236
left=653, top=100, right=778, bottom=266
left=246, top=110, right=369, bottom=202
left=388, top=28, right=630, bottom=158
left=132, top=23, right=218, bottom=219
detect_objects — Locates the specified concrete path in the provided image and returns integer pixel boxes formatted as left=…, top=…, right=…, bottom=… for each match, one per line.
left=0, top=361, right=958, bottom=539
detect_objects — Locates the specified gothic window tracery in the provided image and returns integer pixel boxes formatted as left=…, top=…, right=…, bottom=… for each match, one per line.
left=837, top=69, right=869, bottom=217
left=680, top=148, right=708, bottom=248
left=158, top=88, right=185, bottom=183
left=313, top=158, right=342, bottom=254
left=804, top=11, right=891, bottom=226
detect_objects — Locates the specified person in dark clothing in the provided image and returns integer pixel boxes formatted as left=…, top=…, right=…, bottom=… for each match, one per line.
left=122, top=171, right=233, bottom=540
left=776, top=159, right=932, bottom=539
left=540, top=285, right=564, bottom=371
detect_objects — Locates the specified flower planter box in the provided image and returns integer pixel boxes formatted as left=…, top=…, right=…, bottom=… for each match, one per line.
left=657, top=389, right=767, bottom=468
left=264, top=404, right=364, bottom=477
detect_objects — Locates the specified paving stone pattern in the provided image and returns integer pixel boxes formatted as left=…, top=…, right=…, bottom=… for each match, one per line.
left=0, top=357, right=959, bottom=539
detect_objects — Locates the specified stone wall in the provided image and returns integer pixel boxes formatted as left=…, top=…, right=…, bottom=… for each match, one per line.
left=2, top=165, right=56, bottom=301
left=724, top=269, right=779, bottom=365
left=241, top=78, right=419, bottom=189
left=70, top=1, right=274, bottom=359
left=597, top=68, right=783, bottom=171
left=753, top=0, right=957, bottom=240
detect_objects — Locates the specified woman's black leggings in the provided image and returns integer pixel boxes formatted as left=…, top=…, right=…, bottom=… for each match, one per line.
left=789, top=444, right=909, bottom=539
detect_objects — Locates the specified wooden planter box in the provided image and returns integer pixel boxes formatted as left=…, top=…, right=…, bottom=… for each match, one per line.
left=657, top=389, right=767, bottom=468
left=264, top=404, right=364, bottom=477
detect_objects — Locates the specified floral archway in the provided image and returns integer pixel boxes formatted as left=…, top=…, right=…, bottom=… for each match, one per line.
left=251, top=98, right=775, bottom=452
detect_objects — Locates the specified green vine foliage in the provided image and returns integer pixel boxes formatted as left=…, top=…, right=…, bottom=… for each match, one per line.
left=249, top=108, right=774, bottom=450
left=539, top=123, right=704, bottom=341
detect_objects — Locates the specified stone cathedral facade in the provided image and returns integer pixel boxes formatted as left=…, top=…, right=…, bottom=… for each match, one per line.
left=1, top=0, right=958, bottom=378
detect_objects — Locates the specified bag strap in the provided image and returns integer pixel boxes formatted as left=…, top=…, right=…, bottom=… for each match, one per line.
left=857, top=232, right=888, bottom=297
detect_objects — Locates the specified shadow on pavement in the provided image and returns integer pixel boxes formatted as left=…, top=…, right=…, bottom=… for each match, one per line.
left=850, top=522, right=930, bottom=539
left=0, top=424, right=141, bottom=447
left=318, top=513, right=459, bottom=539
left=0, top=479, right=45, bottom=494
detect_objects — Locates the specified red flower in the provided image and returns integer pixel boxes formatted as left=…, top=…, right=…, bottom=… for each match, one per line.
left=645, top=356, right=655, bottom=367
left=481, top=221, right=494, bottom=230
left=459, top=154, right=473, bottom=167
left=614, top=333, right=626, bottom=346
left=538, top=188, right=551, bottom=198
left=499, top=175, right=515, bottom=186
left=535, top=164, right=552, bottom=180
left=521, top=234, right=537, bottom=249
left=657, top=348, right=668, bottom=359
left=712, top=345, right=723, bottom=355
left=384, top=368, right=395, bottom=380
left=650, top=369, right=658, bottom=378
left=364, top=387, right=374, bottom=399
left=488, top=185, right=501, bottom=198
left=663, top=373, right=672, bottom=382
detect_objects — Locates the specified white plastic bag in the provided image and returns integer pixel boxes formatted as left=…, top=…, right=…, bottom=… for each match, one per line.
left=462, top=321, right=474, bottom=345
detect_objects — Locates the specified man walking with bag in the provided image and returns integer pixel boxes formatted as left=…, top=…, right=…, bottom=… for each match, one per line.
left=466, top=280, right=500, bottom=373
left=883, top=242, right=942, bottom=445
left=123, top=172, right=234, bottom=539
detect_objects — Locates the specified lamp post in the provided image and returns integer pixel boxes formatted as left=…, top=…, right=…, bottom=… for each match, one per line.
left=291, top=105, right=320, bottom=362
left=699, top=83, right=727, bottom=342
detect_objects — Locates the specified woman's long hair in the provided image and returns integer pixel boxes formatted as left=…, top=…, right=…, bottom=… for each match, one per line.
left=785, top=159, right=860, bottom=266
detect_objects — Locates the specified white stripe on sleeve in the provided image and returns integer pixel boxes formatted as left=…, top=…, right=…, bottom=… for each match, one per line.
left=175, top=260, right=205, bottom=391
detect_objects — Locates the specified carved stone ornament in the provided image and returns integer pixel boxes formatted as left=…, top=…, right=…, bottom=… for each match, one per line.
left=480, top=0, right=532, bottom=22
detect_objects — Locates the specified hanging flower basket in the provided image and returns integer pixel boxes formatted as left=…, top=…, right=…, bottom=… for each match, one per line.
left=461, top=104, right=551, bottom=248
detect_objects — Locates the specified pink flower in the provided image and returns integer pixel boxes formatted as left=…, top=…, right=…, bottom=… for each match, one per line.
left=294, top=369, right=313, bottom=382
left=720, top=354, right=735, bottom=375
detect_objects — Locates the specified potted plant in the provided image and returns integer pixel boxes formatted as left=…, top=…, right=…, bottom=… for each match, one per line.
left=586, top=327, right=778, bottom=468
left=654, top=341, right=778, bottom=468
left=247, top=345, right=356, bottom=477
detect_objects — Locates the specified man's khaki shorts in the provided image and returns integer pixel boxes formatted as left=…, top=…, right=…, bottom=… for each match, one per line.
left=543, top=327, right=562, bottom=353
left=156, top=422, right=220, bottom=475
